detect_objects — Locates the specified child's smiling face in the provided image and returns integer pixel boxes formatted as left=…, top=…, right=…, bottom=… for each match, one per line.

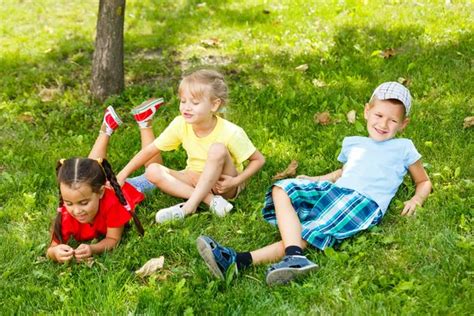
left=178, top=83, right=221, bottom=125
left=60, top=183, right=104, bottom=224
left=364, top=98, right=409, bottom=142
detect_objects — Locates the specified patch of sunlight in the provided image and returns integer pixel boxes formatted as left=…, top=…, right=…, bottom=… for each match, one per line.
left=1, top=1, right=96, bottom=57
left=262, top=138, right=302, bottom=162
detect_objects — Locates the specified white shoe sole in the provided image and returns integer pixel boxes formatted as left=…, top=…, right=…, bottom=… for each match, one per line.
left=131, top=98, right=164, bottom=114
left=265, top=264, right=319, bottom=286
left=196, top=236, right=225, bottom=280
left=105, top=106, right=123, bottom=125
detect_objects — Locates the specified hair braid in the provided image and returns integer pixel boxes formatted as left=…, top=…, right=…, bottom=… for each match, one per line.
left=101, top=159, right=127, bottom=205
left=53, top=160, right=64, bottom=243
left=101, top=159, right=144, bottom=236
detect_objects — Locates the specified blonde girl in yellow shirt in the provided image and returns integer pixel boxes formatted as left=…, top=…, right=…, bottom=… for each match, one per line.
left=117, top=69, right=265, bottom=222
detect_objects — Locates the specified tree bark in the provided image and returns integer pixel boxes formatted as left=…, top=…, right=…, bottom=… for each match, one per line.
left=91, top=0, right=126, bottom=102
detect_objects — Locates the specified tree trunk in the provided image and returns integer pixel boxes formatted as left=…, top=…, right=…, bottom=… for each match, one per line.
left=91, top=0, right=126, bottom=102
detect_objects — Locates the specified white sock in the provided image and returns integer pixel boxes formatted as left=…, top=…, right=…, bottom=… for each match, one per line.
left=138, top=120, right=151, bottom=129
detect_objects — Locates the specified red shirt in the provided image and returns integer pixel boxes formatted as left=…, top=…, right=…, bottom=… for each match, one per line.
left=54, top=182, right=144, bottom=243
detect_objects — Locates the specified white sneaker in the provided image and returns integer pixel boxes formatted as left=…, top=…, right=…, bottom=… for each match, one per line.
left=155, top=203, right=185, bottom=223
left=209, top=196, right=233, bottom=217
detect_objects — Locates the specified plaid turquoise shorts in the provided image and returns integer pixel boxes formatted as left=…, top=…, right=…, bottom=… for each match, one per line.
left=262, top=179, right=383, bottom=250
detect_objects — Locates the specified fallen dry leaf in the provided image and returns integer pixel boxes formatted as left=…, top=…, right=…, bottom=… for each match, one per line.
left=39, top=87, right=60, bottom=102
left=398, top=77, right=412, bottom=86
left=273, top=160, right=298, bottom=180
left=312, top=79, right=326, bottom=88
left=18, top=113, right=35, bottom=124
left=135, top=256, right=165, bottom=278
left=314, top=111, right=331, bottom=125
left=381, top=48, right=396, bottom=59
left=200, top=38, right=220, bottom=48
left=295, top=64, right=308, bottom=72
left=347, top=110, right=356, bottom=124
left=463, top=116, right=474, bottom=128
left=196, top=2, right=206, bottom=8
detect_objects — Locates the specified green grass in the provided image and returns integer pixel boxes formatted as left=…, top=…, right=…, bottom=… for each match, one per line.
left=1, top=0, right=473, bottom=314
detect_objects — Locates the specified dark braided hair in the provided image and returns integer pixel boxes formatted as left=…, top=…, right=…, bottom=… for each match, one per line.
left=52, top=157, right=144, bottom=243
left=53, top=160, right=65, bottom=243
left=101, top=159, right=144, bottom=236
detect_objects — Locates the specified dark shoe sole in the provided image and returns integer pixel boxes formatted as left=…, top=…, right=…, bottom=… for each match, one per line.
left=265, top=263, right=319, bottom=286
left=196, top=236, right=225, bottom=280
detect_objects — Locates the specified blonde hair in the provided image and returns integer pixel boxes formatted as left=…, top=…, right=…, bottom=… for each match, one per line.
left=368, top=96, right=407, bottom=117
left=178, top=69, right=229, bottom=108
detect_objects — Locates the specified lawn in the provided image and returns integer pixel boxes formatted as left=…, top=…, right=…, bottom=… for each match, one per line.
left=0, top=0, right=473, bottom=314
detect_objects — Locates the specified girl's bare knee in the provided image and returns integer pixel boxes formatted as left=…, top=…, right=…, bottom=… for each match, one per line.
left=207, top=143, right=228, bottom=161
left=145, top=163, right=164, bottom=183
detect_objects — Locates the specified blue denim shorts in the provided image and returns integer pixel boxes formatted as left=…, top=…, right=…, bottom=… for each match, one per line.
left=126, top=174, right=156, bottom=193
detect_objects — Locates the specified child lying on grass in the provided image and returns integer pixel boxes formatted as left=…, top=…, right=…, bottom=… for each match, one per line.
left=47, top=99, right=163, bottom=262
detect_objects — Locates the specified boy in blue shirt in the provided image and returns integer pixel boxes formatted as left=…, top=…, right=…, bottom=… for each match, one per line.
left=197, top=82, right=432, bottom=285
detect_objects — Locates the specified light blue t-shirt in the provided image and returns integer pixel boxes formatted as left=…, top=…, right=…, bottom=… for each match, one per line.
left=335, top=136, right=421, bottom=213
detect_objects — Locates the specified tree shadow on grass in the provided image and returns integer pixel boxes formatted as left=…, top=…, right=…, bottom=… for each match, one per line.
left=1, top=5, right=472, bottom=185
left=123, top=0, right=273, bottom=90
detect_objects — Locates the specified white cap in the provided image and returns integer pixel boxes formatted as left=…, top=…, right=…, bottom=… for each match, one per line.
left=371, top=82, right=412, bottom=115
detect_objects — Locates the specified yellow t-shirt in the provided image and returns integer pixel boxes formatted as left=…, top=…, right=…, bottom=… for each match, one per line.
left=153, top=116, right=257, bottom=173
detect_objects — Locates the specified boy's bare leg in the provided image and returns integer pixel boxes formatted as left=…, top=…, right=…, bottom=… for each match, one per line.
left=182, top=143, right=238, bottom=214
left=272, top=186, right=305, bottom=248
left=247, top=187, right=308, bottom=265
left=250, top=239, right=309, bottom=265
left=88, top=124, right=110, bottom=159
left=250, top=241, right=285, bottom=265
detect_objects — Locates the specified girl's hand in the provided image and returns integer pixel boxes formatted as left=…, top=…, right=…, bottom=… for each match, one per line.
left=53, top=244, right=75, bottom=263
left=401, top=198, right=421, bottom=216
left=74, top=244, right=93, bottom=261
left=214, top=175, right=237, bottom=194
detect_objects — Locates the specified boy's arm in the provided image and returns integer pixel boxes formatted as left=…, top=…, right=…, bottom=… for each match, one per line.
left=233, top=149, right=265, bottom=185
left=297, top=168, right=343, bottom=183
left=401, top=160, right=432, bottom=216
left=74, top=227, right=124, bottom=261
left=117, top=142, right=160, bottom=185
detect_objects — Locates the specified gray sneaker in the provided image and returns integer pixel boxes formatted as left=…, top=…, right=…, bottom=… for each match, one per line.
left=265, top=255, right=318, bottom=286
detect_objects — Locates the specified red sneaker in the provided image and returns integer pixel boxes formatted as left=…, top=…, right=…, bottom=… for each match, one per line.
left=131, top=98, right=165, bottom=125
left=103, top=106, right=123, bottom=135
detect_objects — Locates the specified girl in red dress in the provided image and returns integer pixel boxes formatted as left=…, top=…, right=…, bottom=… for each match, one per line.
left=47, top=99, right=164, bottom=263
